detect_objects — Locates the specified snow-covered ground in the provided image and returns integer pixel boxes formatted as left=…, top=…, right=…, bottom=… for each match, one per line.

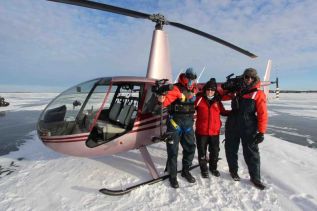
left=0, top=93, right=317, bottom=210
left=268, top=93, right=317, bottom=119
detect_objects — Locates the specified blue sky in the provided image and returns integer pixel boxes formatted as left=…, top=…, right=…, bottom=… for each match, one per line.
left=0, top=0, right=316, bottom=92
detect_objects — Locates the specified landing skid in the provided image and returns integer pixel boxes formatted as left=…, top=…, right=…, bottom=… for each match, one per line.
left=99, top=164, right=199, bottom=196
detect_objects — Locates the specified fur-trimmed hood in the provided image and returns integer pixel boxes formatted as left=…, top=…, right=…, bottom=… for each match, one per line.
left=243, top=68, right=260, bottom=88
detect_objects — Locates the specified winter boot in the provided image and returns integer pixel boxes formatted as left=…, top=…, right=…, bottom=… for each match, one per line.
left=199, top=161, right=209, bottom=178
left=251, top=178, right=266, bottom=190
left=210, top=169, right=220, bottom=177
left=230, top=171, right=240, bottom=181
left=181, top=168, right=196, bottom=183
left=201, top=171, right=209, bottom=178
left=169, top=177, right=179, bottom=188
left=209, top=158, right=220, bottom=177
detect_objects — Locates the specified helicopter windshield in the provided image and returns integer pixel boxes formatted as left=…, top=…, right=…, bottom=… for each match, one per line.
left=38, top=78, right=113, bottom=137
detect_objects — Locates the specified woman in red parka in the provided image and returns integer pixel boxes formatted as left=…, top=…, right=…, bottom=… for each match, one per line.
left=195, top=78, right=230, bottom=178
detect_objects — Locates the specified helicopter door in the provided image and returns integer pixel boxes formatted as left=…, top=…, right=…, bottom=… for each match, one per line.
left=86, top=83, right=142, bottom=147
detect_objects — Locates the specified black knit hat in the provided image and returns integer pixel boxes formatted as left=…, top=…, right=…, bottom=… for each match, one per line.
left=204, top=78, right=217, bottom=91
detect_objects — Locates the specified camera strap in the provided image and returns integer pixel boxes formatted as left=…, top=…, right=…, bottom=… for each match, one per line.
left=238, top=88, right=258, bottom=98
left=232, top=88, right=258, bottom=111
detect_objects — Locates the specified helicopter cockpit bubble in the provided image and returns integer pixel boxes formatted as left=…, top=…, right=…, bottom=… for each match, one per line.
left=37, top=77, right=145, bottom=149
left=37, top=78, right=112, bottom=137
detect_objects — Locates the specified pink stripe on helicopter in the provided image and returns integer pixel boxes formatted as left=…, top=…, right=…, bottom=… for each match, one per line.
left=130, top=124, right=160, bottom=133
left=42, top=136, right=88, bottom=143
left=42, top=133, right=90, bottom=140
left=134, top=116, right=166, bottom=127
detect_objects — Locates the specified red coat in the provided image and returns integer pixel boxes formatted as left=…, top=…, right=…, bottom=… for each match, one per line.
left=195, top=96, right=229, bottom=136
left=221, top=82, right=268, bottom=133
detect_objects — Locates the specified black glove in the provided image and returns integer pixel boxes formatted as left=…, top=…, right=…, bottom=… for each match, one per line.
left=254, top=132, right=264, bottom=144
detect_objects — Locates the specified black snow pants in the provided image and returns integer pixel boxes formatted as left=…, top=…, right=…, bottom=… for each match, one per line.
left=166, top=114, right=196, bottom=178
left=224, top=103, right=261, bottom=181
left=196, top=134, right=220, bottom=172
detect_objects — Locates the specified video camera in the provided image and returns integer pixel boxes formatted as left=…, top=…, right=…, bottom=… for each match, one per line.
left=152, top=79, right=174, bottom=95
left=150, top=79, right=175, bottom=144
left=221, top=73, right=244, bottom=92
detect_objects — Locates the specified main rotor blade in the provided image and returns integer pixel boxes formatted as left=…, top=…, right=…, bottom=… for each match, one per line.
left=48, top=0, right=151, bottom=19
left=48, top=0, right=257, bottom=58
left=168, top=21, right=257, bottom=58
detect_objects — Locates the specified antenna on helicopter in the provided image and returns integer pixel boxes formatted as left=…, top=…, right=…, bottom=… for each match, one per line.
left=174, top=69, right=184, bottom=83
left=196, top=66, right=206, bottom=83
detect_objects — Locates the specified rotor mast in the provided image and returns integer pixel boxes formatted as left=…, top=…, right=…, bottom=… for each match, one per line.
left=146, top=14, right=172, bottom=82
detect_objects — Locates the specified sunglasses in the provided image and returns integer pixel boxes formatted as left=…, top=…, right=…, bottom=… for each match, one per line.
left=206, top=88, right=215, bottom=91
left=244, top=75, right=255, bottom=80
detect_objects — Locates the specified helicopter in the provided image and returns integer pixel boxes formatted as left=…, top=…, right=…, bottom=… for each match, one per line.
left=38, top=0, right=271, bottom=195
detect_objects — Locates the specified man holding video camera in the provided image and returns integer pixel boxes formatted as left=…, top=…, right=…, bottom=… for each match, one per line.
left=157, top=68, right=198, bottom=188
left=222, top=68, right=268, bottom=190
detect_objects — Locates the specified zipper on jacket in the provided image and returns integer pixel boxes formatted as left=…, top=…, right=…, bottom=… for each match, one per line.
left=208, top=100, right=211, bottom=136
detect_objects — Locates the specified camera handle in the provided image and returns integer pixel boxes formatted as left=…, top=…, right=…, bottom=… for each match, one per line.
left=226, top=73, right=234, bottom=80
left=152, top=97, right=173, bottom=143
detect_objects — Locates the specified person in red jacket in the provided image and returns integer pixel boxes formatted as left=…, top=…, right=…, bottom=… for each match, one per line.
left=224, top=68, right=268, bottom=190
left=195, top=78, right=230, bottom=178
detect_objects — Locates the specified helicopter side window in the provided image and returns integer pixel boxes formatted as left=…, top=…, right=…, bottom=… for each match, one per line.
left=115, top=97, right=137, bottom=128
left=142, top=84, right=160, bottom=115
left=107, top=85, right=140, bottom=128
left=105, top=95, right=124, bottom=119
left=77, top=84, right=111, bottom=131
left=87, top=83, right=143, bottom=147
left=108, top=100, right=122, bottom=122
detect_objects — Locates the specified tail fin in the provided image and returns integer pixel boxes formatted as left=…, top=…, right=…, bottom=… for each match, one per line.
left=262, top=59, right=272, bottom=98
left=264, top=60, right=272, bottom=82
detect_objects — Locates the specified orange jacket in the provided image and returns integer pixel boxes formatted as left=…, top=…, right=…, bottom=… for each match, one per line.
left=162, top=85, right=182, bottom=107
left=252, top=86, right=268, bottom=133
left=162, top=84, right=197, bottom=107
